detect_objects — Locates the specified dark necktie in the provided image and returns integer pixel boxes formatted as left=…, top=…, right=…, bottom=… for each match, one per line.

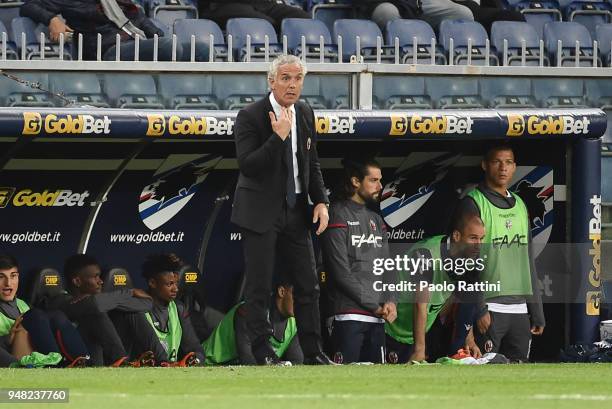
left=285, top=131, right=296, bottom=208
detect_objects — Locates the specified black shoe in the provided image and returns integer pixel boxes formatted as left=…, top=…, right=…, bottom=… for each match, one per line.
left=261, top=355, right=282, bottom=366
left=253, top=340, right=279, bottom=365
left=304, top=352, right=338, bottom=365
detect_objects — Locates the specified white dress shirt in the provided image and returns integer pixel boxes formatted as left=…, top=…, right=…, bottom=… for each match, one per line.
left=269, top=93, right=301, bottom=194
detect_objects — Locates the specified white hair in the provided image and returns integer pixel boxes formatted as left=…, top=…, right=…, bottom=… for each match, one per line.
left=267, top=54, right=307, bottom=82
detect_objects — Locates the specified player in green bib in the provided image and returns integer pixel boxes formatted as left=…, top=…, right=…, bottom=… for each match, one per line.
left=133, top=253, right=205, bottom=366
left=0, top=254, right=89, bottom=368
left=203, top=283, right=302, bottom=365
left=456, top=145, right=545, bottom=362
left=385, top=213, right=485, bottom=363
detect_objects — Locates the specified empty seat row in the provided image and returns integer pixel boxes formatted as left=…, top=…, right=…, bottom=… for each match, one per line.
left=1, top=71, right=609, bottom=111
left=371, top=76, right=609, bottom=110
left=502, top=0, right=611, bottom=37
left=0, top=72, right=349, bottom=110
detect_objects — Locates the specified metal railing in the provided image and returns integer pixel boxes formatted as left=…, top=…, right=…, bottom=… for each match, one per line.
left=0, top=31, right=608, bottom=69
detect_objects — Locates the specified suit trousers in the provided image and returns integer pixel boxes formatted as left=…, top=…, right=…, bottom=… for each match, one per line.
left=241, top=197, right=321, bottom=358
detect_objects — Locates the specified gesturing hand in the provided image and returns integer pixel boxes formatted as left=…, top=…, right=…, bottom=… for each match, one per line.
left=269, top=108, right=292, bottom=140
left=49, top=16, right=73, bottom=43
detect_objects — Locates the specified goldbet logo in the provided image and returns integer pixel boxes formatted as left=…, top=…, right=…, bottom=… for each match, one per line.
left=390, top=115, right=473, bottom=135
left=0, top=187, right=15, bottom=208
left=184, top=272, right=198, bottom=283
left=113, top=275, right=128, bottom=286
left=506, top=114, right=525, bottom=136
left=146, top=115, right=235, bottom=136
left=146, top=114, right=166, bottom=136
left=315, top=114, right=356, bottom=134
left=526, top=116, right=590, bottom=135
left=586, top=195, right=601, bottom=316
left=586, top=291, right=600, bottom=315
left=389, top=115, right=408, bottom=136
left=45, top=275, right=59, bottom=286
left=1, top=188, right=91, bottom=207
left=22, top=113, right=111, bottom=135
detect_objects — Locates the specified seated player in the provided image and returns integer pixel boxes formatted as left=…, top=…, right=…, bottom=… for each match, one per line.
left=321, top=156, right=397, bottom=364
left=203, top=282, right=303, bottom=365
left=0, top=254, right=89, bottom=368
left=121, top=253, right=205, bottom=367
left=51, top=254, right=155, bottom=367
left=385, top=214, right=486, bottom=363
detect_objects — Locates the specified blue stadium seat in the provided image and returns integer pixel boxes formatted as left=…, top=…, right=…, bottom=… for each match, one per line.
left=157, top=74, right=219, bottom=109
left=145, top=0, right=198, bottom=29
left=504, top=0, right=562, bottom=38
left=300, top=74, right=328, bottom=108
left=49, top=73, right=110, bottom=107
left=281, top=18, right=338, bottom=62
left=0, top=72, right=54, bottom=107
left=333, top=19, right=394, bottom=63
left=150, top=17, right=171, bottom=37
left=602, top=156, right=612, bottom=200
left=212, top=74, right=268, bottom=110
left=10, top=17, right=71, bottom=60
left=311, top=0, right=355, bottom=34
left=480, top=77, right=536, bottom=108
left=585, top=78, right=612, bottom=107
left=425, top=77, right=483, bottom=108
left=585, top=79, right=612, bottom=144
left=561, top=0, right=611, bottom=37
left=533, top=78, right=587, bottom=107
left=319, top=75, right=350, bottom=108
left=384, top=19, right=446, bottom=65
left=596, top=23, right=612, bottom=65
left=544, top=21, right=599, bottom=66
left=0, top=20, right=17, bottom=59
left=101, top=74, right=164, bottom=109
left=373, top=76, right=430, bottom=109
left=226, top=18, right=283, bottom=61
left=0, top=2, right=22, bottom=36
left=439, top=20, right=498, bottom=66
left=491, top=21, right=548, bottom=66
left=173, top=19, right=227, bottom=61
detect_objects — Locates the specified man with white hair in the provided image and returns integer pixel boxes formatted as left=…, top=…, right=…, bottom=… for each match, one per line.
left=232, top=54, right=333, bottom=365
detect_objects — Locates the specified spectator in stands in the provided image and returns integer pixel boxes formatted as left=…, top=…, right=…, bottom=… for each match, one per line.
left=361, top=0, right=473, bottom=31
left=356, top=1, right=420, bottom=30
left=199, top=1, right=310, bottom=31
left=0, top=254, right=90, bottom=368
left=453, top=0, right=524, bottom=32
left=52, top=254, right=155, bottom=366
left=360, top=0, right=522, bottom=33
left=20, top=0, right=183, bottom=61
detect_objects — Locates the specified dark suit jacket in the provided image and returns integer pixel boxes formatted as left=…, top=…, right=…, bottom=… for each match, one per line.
left=231, top=94, right=328, bottom=233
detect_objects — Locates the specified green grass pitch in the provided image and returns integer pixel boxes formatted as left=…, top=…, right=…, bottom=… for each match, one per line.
left=1, top=364, right=611, bottom=409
